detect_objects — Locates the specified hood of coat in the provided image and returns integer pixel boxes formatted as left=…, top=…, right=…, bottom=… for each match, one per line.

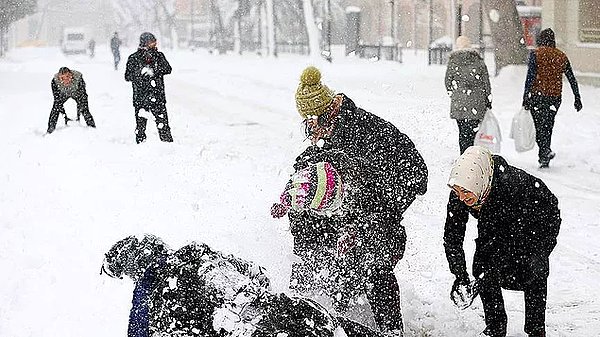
left=449, top=49, right=482, bottom=66
left=101, top=234, right=170, bottom=281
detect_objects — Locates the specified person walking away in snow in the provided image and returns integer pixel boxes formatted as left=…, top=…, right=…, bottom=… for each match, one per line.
left=125, top=32, right=173, bottom=144
left=88, top=38, right=96, bottom=58
left=101, top=234, right=388, bottom=337
left=443, top=146, right=561, bottom=337
left=445, top=36, right=492, bottom=154
left=47, top=67, right=96, bottom=134
left=110, top=32, right=122, bottom=70
left=286, top=66, right=428, bottom=336
left=522, top=28, right=582, bottom=168
left=271, top=153, right=406, bottom=336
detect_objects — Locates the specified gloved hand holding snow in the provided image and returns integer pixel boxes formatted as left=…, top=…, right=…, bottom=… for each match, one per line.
left=450, top=277, right=480, bottom=310
left=270, top=203, right=289, bottom=218
left=141, top=66, right=154, bottom=77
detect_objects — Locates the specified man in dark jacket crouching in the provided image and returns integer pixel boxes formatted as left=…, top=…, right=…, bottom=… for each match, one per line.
left=47, top=67, right=96, bottom=134
left=444, top=146, right=561, bottom=337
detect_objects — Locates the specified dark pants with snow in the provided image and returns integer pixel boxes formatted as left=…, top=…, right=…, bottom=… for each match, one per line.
left=134, top=104, right=173, bottom=144
left=530, top=96, right=561, bottom=165
left=367, top=267, right=403, bottom=333
left=456, top=119, right=482, bottom=154
left=112, top=51, right=120, bottom=70
left=478, top=272, right=547, bottom=337
left=48, top=91, right=96, bottom=133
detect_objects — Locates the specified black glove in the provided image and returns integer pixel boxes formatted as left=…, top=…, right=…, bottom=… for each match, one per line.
left=574, top=96, right=583, bottom=112
left=452, top=274, right=470, bottom=293
left=451, top=274, right=478, bottom=310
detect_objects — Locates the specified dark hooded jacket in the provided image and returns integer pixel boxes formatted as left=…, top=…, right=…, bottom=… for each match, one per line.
left=125, top=48, right=172, bottom=108
left=444, top=49, right=492, bottom=120
left=103, top=236, right=385, bottom=337
left=444, top=155, right=561, bottom=290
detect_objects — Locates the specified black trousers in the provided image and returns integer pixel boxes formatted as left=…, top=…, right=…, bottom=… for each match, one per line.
left=48, top=92, right=96, bottom=133
left=366, top=266, right=403, bottom=333
left=530, top=96, right=561, bottom=164
left=478, top=273, right=548, bottom=336
left=135, top=104, right=173, bottom=143
left=456, top=119, right=482, bottom=154
left=112, top=51, right=121, bottom=70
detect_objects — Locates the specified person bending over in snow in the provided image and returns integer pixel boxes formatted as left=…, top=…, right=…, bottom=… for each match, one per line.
left=101, top=234, right=387, bottom=337
left=47, top=67, right=96, bottom=134
left=125, top=32, right=173, bottom=144
left=283, top=66, right=428, bottom=336
left=443, top=146, right=561, bottom=337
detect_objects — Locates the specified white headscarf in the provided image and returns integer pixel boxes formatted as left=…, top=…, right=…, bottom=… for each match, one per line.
left=448, top=146, right=494, bottom=200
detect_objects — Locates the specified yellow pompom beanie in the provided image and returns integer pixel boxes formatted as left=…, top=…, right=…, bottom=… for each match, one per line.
left=295, top=66, right=335, bottom=119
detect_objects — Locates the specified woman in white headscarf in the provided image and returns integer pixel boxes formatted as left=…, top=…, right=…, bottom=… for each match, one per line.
left=443, top=146, right=561, bottom=337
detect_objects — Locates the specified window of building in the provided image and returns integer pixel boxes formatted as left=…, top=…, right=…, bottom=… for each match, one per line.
left=579, top=0, right=600, bottom=43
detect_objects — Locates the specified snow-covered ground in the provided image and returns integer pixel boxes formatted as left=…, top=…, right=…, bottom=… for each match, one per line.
left=1, top=46, right=599, bottom=337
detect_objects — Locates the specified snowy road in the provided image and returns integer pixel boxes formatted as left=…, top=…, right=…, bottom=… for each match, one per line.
left=1, top=46, right=599, bottom=336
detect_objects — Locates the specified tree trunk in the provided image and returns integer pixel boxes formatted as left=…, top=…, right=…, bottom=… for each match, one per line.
left=302, top=0, right=320, bottom=58
left=265, top=0, right=276, bottom=57
left=482, top=0, right=529, bottom=75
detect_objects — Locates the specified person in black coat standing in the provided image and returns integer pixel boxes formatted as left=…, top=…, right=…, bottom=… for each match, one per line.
left=444, top=146, right=561, bottom=337
left=287, top=66, right=428, bottom=336
left=47, top=67, right=96, bottom=134
left=125, top=32, right=173, bottom=144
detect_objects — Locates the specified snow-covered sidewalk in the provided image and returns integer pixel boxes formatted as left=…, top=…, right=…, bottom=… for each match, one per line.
left=0, top=46, right=599, bottom=336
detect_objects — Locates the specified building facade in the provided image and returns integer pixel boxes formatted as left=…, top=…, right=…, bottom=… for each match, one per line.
left=542, top=0, right=600, bottom=85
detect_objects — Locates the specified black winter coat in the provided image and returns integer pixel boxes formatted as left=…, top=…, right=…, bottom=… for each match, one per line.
left=125, top=48, right=172, bottom=108
left=321, top=94, right=428, bottom=218
left=291, top=148, right=404, bottom=267
left=444, top=155, right=561, bottom=290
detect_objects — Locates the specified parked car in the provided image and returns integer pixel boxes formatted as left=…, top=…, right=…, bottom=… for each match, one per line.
left=61, top=28, right=87, bottom=55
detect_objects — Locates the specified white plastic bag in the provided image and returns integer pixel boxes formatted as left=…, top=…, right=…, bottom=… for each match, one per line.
left=474, top=110, right=502, bottom=153
left=509, top=108, right=536, bottom=152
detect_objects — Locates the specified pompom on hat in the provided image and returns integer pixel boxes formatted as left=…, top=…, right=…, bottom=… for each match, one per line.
left=271, top=162, right=344, bottom=218
left=295, top=66, right=335, bottom=119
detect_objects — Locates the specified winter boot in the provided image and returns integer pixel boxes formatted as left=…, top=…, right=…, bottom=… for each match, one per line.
left=478, top=328, right=506, bottom=337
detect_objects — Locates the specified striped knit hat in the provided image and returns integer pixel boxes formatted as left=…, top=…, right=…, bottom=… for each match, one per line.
left=273, top=162, right=344, bottom=217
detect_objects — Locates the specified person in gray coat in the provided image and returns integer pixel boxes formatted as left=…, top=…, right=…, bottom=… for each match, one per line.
left=445, top=36, right=492, bottom=154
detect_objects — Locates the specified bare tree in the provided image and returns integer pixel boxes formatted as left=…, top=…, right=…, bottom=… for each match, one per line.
left=0, top=0, right=37, bottom=57
left=482, top=0, right=529, bottom=74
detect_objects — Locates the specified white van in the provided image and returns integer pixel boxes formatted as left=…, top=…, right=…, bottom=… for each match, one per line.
left=61, top=28, right=87, bottom=54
